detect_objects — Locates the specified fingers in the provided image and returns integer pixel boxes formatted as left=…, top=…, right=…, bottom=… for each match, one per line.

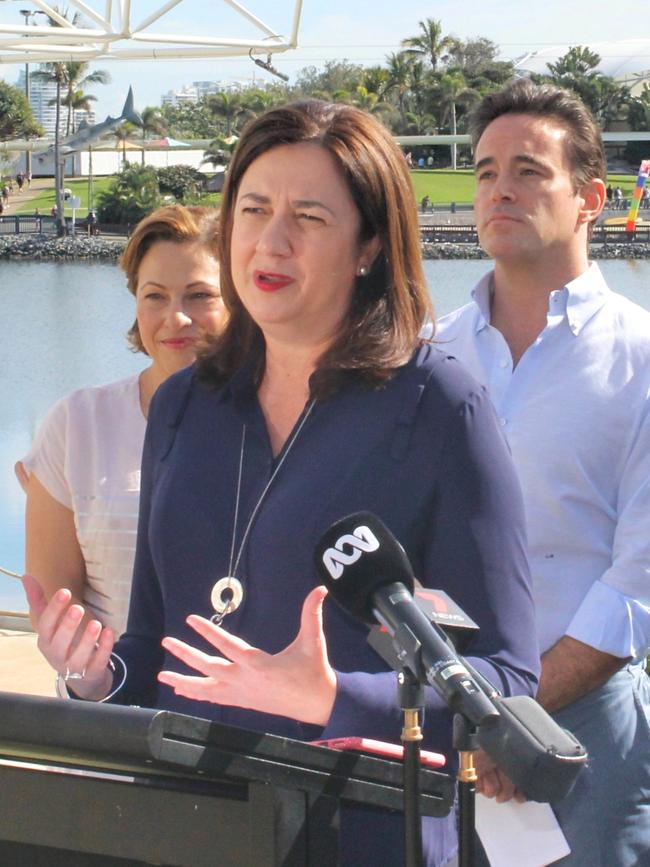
left=184, top=615, right=256, bottom=662
left=21, top=573, right=47, bottom=621
left=299, top=585, right=328, bottom=645
left=477, top=767, right=518, bottom=803
left=161, top=634, right=232, bottom=677
left=157, top=671, right=222, bottom=702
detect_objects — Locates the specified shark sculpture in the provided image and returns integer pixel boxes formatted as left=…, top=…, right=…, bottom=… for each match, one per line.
left=36, top=87, right=143, bottom=160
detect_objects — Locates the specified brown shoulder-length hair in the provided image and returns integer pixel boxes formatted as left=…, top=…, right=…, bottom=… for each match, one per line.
left=196, top=99, right=431, bottom=399
left=120, top=204, right=219, bottom=354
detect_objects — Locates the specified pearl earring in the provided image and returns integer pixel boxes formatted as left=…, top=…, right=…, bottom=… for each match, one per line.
left=357, top=265, right=368, bottom=276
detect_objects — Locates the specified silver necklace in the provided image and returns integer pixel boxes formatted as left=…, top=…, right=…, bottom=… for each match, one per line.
left=210, top=399, right=316, bottom=624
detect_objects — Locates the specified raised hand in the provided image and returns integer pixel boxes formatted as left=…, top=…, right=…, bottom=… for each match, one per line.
left=22, top=574, right=115, bottom=701
left=158, top=585, right=337, bottom=726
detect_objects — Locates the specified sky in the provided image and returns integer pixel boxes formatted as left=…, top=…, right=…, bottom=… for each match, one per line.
left=0, top=0, right=647, bottom=121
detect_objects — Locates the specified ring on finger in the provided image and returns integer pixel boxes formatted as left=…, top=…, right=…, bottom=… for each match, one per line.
left=64, top=667, right=86, bottom=681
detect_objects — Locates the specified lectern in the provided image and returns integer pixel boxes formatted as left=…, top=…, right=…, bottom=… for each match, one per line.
left=0, top=692, right=454, bottom=866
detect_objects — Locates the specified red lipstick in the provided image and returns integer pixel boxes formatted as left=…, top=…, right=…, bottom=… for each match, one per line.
left=254, top=270, right=294, bottom=292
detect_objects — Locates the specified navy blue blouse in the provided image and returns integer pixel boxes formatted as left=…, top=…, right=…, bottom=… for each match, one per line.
left=115, top=343, right=539, bottom=866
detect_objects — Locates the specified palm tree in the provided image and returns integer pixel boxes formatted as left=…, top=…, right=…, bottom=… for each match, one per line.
left=401, top=18, right=456, bottom=72
left=59, top=89, right=97, bottom=134
left=114, top=122, right=139, bottom=167
left=31, top=61, right=67, bottom=234
left=361, top=66, right=390, bottom=98
left=433, top=71, right=480, bottom=169
left=384, top=52, right=417, bottom=127
left=206, top=91, right=253, bottom=138
left=628, top=83, right=650, bottom=131
left=29, top=11, right=109, bottom=235
left=139, top=106, right=167, bottom=166
left=547, top=46, right=601, bottom=78
left=59, top=61, right=110, bottom=135
left=350, top=85, right=392, bottom=116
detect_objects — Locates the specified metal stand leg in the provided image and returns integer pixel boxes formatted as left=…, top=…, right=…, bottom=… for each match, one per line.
left=454, top=714, right=479, bottom=867
left=399, top=670, right=425, bottom=867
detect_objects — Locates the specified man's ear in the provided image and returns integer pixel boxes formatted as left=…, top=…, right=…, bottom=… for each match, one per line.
left=578, top=178, right=606, bottom=226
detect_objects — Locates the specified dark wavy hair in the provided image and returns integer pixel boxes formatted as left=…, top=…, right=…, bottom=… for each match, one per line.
left=469, top=78, right=607, bottom=192
left=196, top=99, right=431, bottom=399
left=120, top=204, right=219, bottom=354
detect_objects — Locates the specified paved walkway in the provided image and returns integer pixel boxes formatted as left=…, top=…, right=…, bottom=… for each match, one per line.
left=0, top=630, right=55, bottom=697
left=0, top=175, right=54, bottom=216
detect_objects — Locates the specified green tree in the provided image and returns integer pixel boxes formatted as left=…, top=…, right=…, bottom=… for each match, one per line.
left=401, top=17, right=456, bottom=72
left=113, top=122, right=139, bottom=167
left=628, top=83, right=650, bottom=131
left=294, top=60, right=365, bottom=98
left=156, top=165, right=203, bottom=201
left=29, top=10, right=109, bottom=234
left=139, top=106, right=168, bottom=165
left=361, top=66, right=390, bottom=97
left=96, top=163, right=161, bottom=224
left=202, top=134, right=237, bottom=168
left=31, top=60, right=67, bottom=232
left=160, top=99, right=214, bottom=138
left=432, top=71, right=481, bottom=169
left=545, top=46, right=630, bottom=129
left=547, top=46, right=601, bottom=78
left=384, top=52, right=418, bottom=127
left=205, top=91, right=253, bottom=138
left=623, top=84, right=650, bottom=164
left=446, top=38, right=514, bottom=91
left=58, top=61, right=110, bottom=135
left=0, top=81, right=43, bottom=139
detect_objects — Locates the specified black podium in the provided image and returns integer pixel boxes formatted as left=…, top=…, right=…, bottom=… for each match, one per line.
left=0, top=692, right=454, bottom=866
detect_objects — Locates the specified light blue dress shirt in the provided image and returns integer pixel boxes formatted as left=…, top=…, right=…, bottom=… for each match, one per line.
left=436, top=263, right=650, bottom=660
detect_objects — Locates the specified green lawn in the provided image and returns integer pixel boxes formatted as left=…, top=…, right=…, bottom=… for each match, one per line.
left=8, top=170, right=638, bottom=217
left=11, top=176, right=222, bottom=217
left=409, top=169, right=640, bottom=205
left=12, top=177, right=115, bottom=217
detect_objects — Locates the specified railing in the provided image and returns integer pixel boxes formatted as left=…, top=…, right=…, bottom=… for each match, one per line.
left=419, top=202, right=475, bottom=214
left=0, top=215, right=131, bottom=236
left=419, top=224, right=650, bottom=244
left=0, top=610, right=32, bottom=631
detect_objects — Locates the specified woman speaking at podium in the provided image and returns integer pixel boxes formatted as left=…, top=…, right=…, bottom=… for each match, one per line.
left=24, top=100, right=539, bottom=867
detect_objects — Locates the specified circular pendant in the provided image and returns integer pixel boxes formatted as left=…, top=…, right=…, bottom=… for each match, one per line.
left=210, top=576, right=244, bottom=619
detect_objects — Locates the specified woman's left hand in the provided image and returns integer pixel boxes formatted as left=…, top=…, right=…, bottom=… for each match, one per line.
left=158, top=585, right=337, bottom=726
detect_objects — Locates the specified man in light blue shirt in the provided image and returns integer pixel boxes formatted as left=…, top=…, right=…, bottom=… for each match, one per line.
left=437, top=79, right=650, bottom=866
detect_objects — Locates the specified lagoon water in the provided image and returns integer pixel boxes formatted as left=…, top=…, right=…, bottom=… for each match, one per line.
left=1, top=257, right=649, bottom=610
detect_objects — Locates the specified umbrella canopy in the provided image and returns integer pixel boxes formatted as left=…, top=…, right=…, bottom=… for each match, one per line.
left=148, top=136, right=192, bottom=148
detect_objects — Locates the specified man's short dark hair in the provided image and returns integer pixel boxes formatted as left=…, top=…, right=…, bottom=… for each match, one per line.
left=469, top=78, right=607, bottom=191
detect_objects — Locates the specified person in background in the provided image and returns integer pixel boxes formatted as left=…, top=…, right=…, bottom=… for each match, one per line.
left=24, top=100, right=539, bottom=867
left=17, top=205, right=223, bottom=636
left=437, top=78, right=650, bottom=866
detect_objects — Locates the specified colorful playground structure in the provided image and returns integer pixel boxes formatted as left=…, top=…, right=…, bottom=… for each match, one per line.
left=625, top=159, right=650, bottom=232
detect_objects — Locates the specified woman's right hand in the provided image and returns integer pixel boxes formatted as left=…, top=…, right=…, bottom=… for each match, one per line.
left=22, top=574, right=115, bottom=701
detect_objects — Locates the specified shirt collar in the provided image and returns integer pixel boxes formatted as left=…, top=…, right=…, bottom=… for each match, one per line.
left=470, top=262, right=610, bottom=336
left=470, top=271, right=494, bottom=333
left=562, top=262, right=610, bottom=335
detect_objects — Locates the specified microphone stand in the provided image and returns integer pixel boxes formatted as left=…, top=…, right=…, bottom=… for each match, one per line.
left=398, top=669, right=425, bottom=867
left=454, top=714, right=480, bottom=867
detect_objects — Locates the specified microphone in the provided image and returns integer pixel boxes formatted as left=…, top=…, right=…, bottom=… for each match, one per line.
left=314, top=511, right=588, bottom=802
left=314, top=512, right=499, bottom=727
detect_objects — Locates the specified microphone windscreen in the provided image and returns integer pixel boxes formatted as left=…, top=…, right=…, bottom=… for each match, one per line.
left=314, top=512, right=415, bottom=624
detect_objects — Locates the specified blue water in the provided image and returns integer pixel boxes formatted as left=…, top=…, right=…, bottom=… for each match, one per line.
left=1, top=257, right=649, bottom=610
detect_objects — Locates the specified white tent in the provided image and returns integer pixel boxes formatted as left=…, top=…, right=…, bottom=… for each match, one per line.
left=516, top=39, right=650, bottom=85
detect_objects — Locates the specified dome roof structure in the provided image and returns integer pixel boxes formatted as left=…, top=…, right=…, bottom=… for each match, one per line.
left=515, top=39, right=650, bottom=84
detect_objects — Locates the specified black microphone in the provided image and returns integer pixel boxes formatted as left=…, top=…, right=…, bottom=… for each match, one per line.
left=315, top=511, right=588, bottom=802
left=314, top=512, right=499, bottom=727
